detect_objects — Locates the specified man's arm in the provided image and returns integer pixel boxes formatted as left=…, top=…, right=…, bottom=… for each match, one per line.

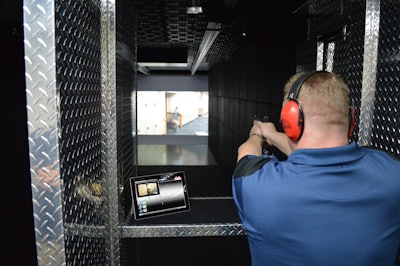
left=237, top=120, right=294, bottom=162
left=254, top=120, right=293, bottom=156
left=237, top=123, right=264, bottom=162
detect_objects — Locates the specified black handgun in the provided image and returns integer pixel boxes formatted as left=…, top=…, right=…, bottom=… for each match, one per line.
left=252, top=115, right=273, bottom=156
left=252, top=115, right=269, bottom=123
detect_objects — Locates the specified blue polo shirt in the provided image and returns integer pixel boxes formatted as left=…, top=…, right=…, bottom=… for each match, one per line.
left=232, top=142, right=400, bottom=266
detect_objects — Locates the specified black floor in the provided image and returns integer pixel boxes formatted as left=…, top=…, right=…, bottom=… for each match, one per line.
left=123, top=236, right=251, bottom=266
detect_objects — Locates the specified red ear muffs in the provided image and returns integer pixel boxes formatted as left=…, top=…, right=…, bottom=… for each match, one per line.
left=348, top=106, right=356, bottom=138
left=281, top=71, right=320, bottom=140
left=281, top=72, right=356, bottom=141
left=281, top=99, right=304, bottom=140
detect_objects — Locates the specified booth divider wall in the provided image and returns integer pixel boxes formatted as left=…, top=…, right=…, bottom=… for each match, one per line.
left=24, top=0, right=137, bottom=265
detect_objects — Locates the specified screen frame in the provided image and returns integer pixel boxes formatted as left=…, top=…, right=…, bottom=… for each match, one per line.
left=129, top=171, right=190, bottom=220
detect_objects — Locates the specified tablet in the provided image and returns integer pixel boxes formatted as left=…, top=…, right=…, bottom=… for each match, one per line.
left=129, top=171, right=190, bottom=220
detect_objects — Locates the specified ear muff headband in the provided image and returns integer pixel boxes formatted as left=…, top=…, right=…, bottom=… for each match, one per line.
left=286, top=72, right=321, bottom=101
left=281, top=71, right=322, bottom=140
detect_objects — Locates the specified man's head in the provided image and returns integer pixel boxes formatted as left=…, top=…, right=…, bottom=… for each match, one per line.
left=281, top=71, right=354, bottom=143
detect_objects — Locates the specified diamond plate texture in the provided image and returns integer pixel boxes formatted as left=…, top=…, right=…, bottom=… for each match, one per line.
left=23, top=0, right=67, bottom=264
left=122, top=223, right=246, bottom=238
left=332, top=0, right=366, bottom=143
left=55, top=0, right=110, bottom=265
left=100, top=0, right=123, bottom=265
left=116, top=0, right=137, bottom=212
left=359, top=0, right=380, bottom=147
left=373, top=0, right=400, bottom=156
left=25, top=0, right=126, bottom=264
left=115, top=0, right=139, bottom=264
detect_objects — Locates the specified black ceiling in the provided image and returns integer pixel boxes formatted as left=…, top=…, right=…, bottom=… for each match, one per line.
left=131, top=0, right=308, bottom=73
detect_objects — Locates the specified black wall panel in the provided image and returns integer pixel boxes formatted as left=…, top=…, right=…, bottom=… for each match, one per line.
left=296, top=40, right=317, bottom=72
left=209, top=33, right=303, bottom=174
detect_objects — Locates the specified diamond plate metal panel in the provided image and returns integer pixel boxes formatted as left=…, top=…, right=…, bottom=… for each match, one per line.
left=100, top=0, right=122, bottom=265
left=332, top=0, right=366, bottom=143
left=54, top=0, right=110, bottom=264
left=359, top=0, right=380, bottom=146
left=121, top=223, right=246, bottom=238
left=23, top=0, right=67, bottom=264
left=115, top=0, right=139, bottom=264
left=65, top=235, right=106, bottom=265
left=373, top=0, right=400, bottom=156
left=317, top=41, right=324, bottom=70
left=116, top=0, right=137, bottom=212
left=56, top=0, right=103, bottom=226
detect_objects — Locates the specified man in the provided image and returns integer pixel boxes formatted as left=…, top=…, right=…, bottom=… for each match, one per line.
left=171, top=106, right=180, bottom=132
left=232, top=71, right=400, bottom=266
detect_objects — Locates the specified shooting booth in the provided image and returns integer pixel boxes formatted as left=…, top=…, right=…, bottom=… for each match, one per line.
left=23, top=0, right=399, bottom=265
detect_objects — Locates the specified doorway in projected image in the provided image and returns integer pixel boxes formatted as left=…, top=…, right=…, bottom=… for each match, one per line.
left=137, top=91, right=209, bottom=136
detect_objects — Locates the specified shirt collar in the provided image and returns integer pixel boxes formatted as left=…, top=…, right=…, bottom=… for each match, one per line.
left=287, top=142, right=362, bottom=166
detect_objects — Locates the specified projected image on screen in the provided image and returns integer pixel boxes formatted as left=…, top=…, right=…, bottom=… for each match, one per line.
left=137, top=182, right=159, bottom=197
left=130, top=171, right=190, bottom=220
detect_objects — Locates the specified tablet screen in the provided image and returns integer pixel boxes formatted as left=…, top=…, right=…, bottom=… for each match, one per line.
left=129, top=171, right=190, bottom=220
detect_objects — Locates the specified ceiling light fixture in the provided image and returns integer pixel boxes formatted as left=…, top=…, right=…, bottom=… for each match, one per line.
left=137, top=64, right=150, bottom=75
left=191, top=22, right=221, bottom=75
left=139, top=62, right=188, bottom=68
left=186, top=0, right=203, bottom=14
left=187, top=6, right=203, bottom=14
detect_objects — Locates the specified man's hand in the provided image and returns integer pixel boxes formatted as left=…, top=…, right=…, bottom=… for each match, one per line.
left=254, top=120, right=278, bottom=146
left=236, top=121, right=265, bottom=161
left=254, top=120, right=293, bottom=156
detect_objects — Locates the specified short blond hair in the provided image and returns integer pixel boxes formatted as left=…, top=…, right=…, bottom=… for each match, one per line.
left=283, top=71, right=350, bottom=127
